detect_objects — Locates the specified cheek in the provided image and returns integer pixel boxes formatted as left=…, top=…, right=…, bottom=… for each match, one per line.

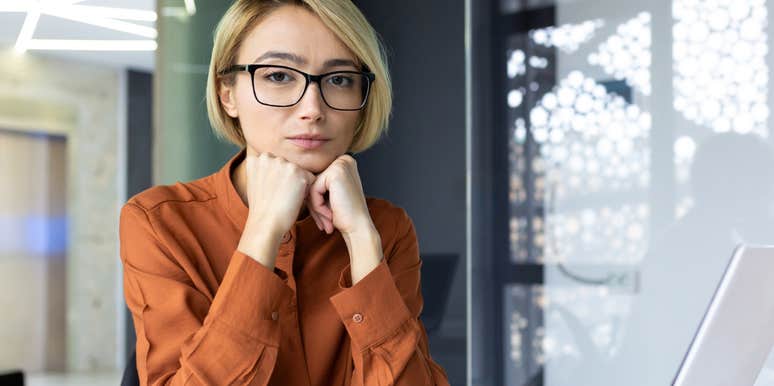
left=234, top=80, right=256, bottom=111
left=236, top=86, right=283, bottom=149
left=341, top=115, right=361, bottom=145
left=331, top=113, right=360, bottom=138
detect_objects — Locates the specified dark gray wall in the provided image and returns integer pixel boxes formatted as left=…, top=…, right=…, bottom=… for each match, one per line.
left=353, top=1, right=467, bottom=384
left=125, top=69, right=153, bottom=361
left=127, top=70, right=153, bottom=199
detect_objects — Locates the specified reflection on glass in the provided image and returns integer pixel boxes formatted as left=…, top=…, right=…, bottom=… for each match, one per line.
left=531, top=20, right=605, bottom=53
left=531, top=71, right=651, bottom=199
left=504, top=285, right=545, bottom=385
left=588, top=13, right=652, bottom=95
left=673, top=0, right=768, bottom=136
left=502, top=2, right=774, bottom=385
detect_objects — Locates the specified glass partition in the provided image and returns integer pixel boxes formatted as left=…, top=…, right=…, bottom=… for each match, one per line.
left=474, top=0, right=774, bottom=384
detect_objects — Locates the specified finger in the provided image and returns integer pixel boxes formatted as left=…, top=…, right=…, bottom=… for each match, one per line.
left=304, top=198, right=318, bottom=229
left=306, top=173, right=325, bottom=215
left=318, top=207, right=333, bottom=234
left=309, top=202, right=332, bottom=234
left=320, top=212, right=332, bottom=234
left=309, top=167, right=336, bottom=235
left=340, top=153, right=356, bottom=163
left=310, top=187, right=334, bottom=234
left=309, top=174, right=333, bottom=220
left=313, top=208, right=333, bottom=234
left=307, top=201, right=323, bottom=231
left=300, top=174, right=324, bottom=231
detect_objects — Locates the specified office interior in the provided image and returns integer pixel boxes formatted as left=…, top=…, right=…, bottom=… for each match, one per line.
left=1, top=0, right=773, bottom=385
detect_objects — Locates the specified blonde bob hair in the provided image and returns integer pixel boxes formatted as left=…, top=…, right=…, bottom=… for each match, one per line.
left=206, top=0, right=392, bottom=153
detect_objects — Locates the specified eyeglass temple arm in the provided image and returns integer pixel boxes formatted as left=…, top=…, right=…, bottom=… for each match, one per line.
left=220, top=65, right=250, bottom=75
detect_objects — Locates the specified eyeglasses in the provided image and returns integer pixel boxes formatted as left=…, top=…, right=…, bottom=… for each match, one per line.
left=220, top=64, right=375, bottom=111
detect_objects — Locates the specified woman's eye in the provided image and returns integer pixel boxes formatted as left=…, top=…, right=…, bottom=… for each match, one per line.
left=266, top=72, right=293, bottom=83
left=328, top=75, right=353, bottom=87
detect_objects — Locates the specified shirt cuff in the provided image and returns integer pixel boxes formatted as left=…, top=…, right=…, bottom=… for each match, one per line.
left=206, top=250, right=294, bottom=346
left=328, top=260, right=412, bottom=350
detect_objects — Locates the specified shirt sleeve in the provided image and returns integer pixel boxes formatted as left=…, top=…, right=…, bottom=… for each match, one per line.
left=328, top=208, right=451, bottom=386
left=120, top=202, right=293, bottom=386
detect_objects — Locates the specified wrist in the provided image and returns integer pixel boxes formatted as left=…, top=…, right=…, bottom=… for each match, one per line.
left=342, top=224, right=383, bottom=285
left=245, top=215, right=286, bottom=240
left=238, top=220, right=284, bottom=269
left=341, top=221, right=379, bottom=248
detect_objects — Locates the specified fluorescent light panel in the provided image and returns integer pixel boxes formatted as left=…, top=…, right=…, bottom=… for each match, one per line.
left=0, top=5, right=29, bottom=12
left=25, top=39, right=157, bottom=51
left=65, top=5, right=157, bottom=22
left=42, top=8, right=157, bottom=38
left=2, top=1, right=158, bottom=52
left=184, top=0, right=196, bottom=16
left=14, top=9, right=40, bottom=53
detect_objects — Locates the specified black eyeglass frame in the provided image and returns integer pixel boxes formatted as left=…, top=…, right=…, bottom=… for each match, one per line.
left=220, top=64, right=376, bottom=111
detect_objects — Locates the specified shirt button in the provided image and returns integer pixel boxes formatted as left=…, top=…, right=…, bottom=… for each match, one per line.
left=281, top=232, right=291, bottom=243
left=271, top=311, right=279, bottom=321
left=352, top=313, right=364, bottom=323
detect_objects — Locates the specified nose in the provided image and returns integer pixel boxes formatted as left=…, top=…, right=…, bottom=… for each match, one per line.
left=297, top=81, right=325, bottom=122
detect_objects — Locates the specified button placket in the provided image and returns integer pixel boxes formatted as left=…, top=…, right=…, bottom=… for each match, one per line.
left=276, top=227, right=296, bottom=292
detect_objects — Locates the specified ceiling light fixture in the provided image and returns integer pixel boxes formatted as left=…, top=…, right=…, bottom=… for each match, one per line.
left=0, top=4, right=29, bottom=12
left=65, top=5, right=157, bottom=22
left=14, top=7, right=40, bottom=53
left=184, top=0, right=196, bottom=16
left=43, top=7, right=157, bottom=38
left=25, top=39, right=157, bottom=51
left=3, top=1, right=158, bottom=53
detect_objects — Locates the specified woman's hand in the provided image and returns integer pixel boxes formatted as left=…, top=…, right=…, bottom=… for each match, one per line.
left=306, top=154, right=372, bottom=236
left=237, top=152, right=316, bottom=269
left=306, top=154, right=383, bottom=284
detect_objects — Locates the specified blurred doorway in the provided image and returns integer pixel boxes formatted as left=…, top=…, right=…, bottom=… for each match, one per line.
left=0, top=129, right=67, bottom=372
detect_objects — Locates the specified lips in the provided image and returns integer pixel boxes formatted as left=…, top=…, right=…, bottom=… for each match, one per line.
left=288, top=137, right=329, bottom=150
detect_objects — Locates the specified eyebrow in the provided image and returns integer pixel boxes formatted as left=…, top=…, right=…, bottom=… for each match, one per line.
left=253, top=51, right=359, bottom=70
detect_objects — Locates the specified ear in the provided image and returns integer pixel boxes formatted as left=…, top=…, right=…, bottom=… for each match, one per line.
left=218, top=81, right=239, bottom=118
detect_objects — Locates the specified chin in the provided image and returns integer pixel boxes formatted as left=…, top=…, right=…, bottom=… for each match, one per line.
left=290, top=153, right=335, bottom=174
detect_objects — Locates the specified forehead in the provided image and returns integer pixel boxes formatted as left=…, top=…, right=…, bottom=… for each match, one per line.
left=237, top=6, right=357, bottom=66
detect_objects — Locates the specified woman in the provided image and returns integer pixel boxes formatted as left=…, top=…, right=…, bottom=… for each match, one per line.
left=119, top=1, right=450, bottom=385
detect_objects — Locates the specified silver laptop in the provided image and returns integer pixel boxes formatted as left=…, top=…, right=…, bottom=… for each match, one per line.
left=673, top=245, right=774, bottom=386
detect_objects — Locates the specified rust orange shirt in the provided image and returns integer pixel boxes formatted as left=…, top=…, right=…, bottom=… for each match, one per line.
left=119, top=149, right=450, bottom=386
